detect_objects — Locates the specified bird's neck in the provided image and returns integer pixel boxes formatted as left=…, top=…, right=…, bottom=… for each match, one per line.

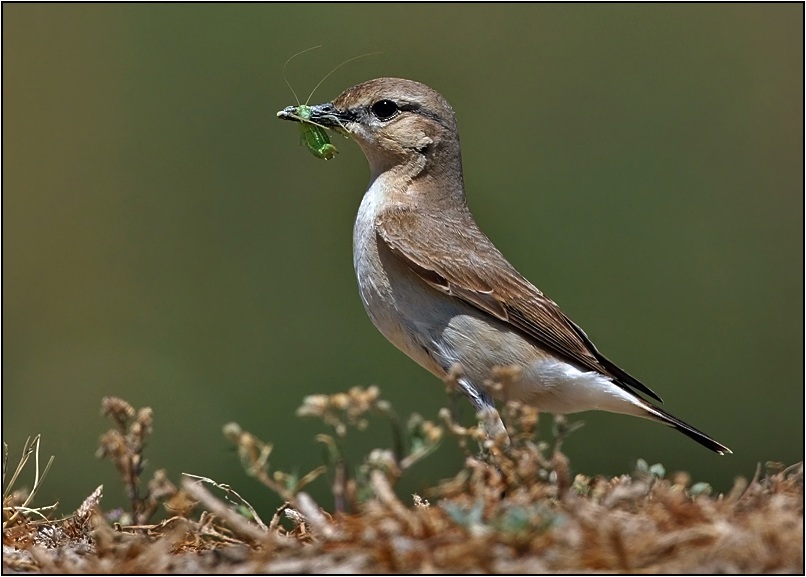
left=365, top=148, right=468, bottom=213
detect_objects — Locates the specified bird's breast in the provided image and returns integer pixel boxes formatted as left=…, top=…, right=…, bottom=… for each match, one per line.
left=352, top=182, right=448, bottom=377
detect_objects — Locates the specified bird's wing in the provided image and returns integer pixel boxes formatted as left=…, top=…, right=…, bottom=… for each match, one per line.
left=375, top=207, right=663, bottom=403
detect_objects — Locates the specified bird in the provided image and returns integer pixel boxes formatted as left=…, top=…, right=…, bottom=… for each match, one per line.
left=277, top=77, right=730, bottom=455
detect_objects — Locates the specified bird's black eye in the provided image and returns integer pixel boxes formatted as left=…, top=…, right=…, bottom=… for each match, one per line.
left=370, top=99, right=399, bottom=120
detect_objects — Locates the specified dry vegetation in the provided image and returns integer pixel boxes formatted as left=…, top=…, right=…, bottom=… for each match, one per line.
left=3, top=387, right=803, bottom=573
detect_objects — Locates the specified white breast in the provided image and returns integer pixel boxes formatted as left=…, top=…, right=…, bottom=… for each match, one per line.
left=352, top=178, right=449, bottom=378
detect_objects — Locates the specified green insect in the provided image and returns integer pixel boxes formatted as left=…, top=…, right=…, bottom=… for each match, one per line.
left=281, top=46, right=378, bottom=161
left=295, top=104, right=338, bottom=160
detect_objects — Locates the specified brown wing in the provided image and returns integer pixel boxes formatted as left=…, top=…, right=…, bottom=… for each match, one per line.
left=375, top=207, right=663, bottom=403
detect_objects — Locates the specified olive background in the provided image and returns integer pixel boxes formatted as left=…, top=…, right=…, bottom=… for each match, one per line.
left=3, top=5, right=802, bottom=514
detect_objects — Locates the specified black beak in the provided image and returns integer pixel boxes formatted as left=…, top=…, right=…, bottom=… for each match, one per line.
left=276, top=103, right=352, bottom=135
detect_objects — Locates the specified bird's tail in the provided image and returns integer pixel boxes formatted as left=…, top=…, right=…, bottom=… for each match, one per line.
left=642, top=402, right=731, bottom=455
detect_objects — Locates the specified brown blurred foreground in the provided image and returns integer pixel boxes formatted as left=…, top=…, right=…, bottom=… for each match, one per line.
left=3, top=390, right=802, bottom=573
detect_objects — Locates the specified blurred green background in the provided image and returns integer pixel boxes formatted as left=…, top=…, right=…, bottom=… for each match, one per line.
left=3, top=4, right=802, bottom=515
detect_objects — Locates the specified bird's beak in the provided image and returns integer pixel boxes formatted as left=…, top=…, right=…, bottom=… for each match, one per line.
left=276, top=103, right=352, bottom=137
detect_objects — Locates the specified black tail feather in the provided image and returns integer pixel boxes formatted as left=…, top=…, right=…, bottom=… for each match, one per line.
left=649, top=405, right=731, bottom=455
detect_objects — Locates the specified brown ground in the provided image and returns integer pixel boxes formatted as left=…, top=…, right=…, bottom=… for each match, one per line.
left=3, top=389, right=803, bottom=574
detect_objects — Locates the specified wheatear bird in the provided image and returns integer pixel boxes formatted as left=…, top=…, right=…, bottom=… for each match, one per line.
left=278, top=78, right=730, bottom=454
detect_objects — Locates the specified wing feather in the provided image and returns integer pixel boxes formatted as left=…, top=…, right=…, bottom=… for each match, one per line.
left=375, top=207, right=663, bottom=403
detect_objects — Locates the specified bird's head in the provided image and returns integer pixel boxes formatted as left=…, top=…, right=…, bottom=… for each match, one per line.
left=278, top=77, right=463, bottom=181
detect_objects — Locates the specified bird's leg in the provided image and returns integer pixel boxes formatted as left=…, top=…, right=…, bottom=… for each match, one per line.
left=457, top=377, right=510, bottom=450
left=442, top=363, right=510, bottom=453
